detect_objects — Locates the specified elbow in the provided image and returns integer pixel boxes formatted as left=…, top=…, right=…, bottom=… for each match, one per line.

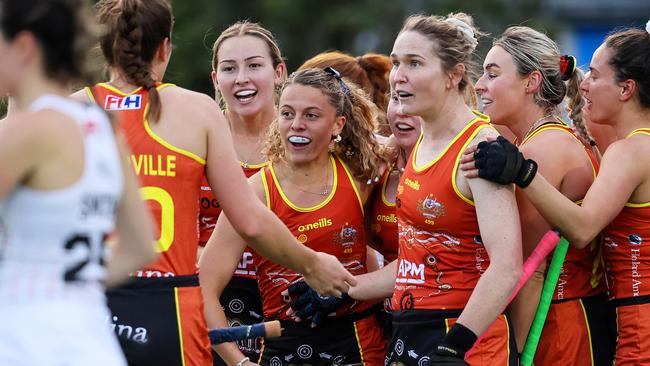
left=235, top=218, right=265, bottom=243
left=567, top=231, right=595, bottom=249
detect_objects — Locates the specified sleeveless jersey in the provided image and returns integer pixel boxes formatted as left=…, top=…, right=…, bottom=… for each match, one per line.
left=392, top=117, right=492, bottom=311
left=369, top=169, right=399, bottom=263
left=198, top=163, right=267, bottom=279
left=254, top=155, right=370, bottom=319
left=0, top=95, right=123, bottom=302
left=522, top=123, right=605, bottom=301
left=603, top=128, right=650, bottom=300
left=86, top=83, right=205, bottom=277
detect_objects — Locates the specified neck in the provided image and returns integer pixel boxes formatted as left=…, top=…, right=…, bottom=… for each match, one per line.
left=13, top=75, right=68, bottom=110
left=506, top=105, right=554, bottom=142
left=279, top=152, right=332, bottom=186
left=226, top=104, right=275, bottom=137
left=107, top=65, right=165, bottom=91
left=420, top=94, right=476, bottom=143
left=614, top=103, right=650, bottom=138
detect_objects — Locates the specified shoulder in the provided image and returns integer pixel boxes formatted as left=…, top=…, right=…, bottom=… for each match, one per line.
left=158, top=86, right=225, bottom=129
left=468, top=123, right=499, bottom=145
left=248, top=169, right=270, bottom=204
left=69, top=88, right=92, bottom=103
left=520, top=127, right=580, bottom=160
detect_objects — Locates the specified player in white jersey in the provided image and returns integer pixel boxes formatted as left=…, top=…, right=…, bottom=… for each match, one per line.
left=0, top=0, right=157, bottom=365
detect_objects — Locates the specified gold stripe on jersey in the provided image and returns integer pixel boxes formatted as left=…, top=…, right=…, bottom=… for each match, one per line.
left=339, top=158, right=365, bottom=215
left=269, top=155, right=338, bottom=213
left=624, top=128, right=650, bottom=207
left=451, top=123, right=495, bottom=206
left=261, top=167, right=272, bottom=208
left=411, top=112, right=491, bottom=173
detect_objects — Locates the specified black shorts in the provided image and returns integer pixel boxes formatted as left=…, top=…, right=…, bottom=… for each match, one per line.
left=106, top=275, right=212, bottom=366
left=212, top=276, right=264, bottom=366
left=387, top=309, right=517, bottom=366
left=260, top=306, right=386, bottom=366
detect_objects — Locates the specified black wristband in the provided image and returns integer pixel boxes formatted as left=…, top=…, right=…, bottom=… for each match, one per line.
left=515, top=159, right=538, bottom=188
left=438, top=323, right=478, bottom=358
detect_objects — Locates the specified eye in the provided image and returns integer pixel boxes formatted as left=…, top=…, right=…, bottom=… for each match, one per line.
left=392, top=60, right=400, bottom=67
left=487, top=73, right=497, bottom=80
left=220, top=65, right=235, bottom=73
left=280, top=110, right=293, bottom=119
left=249, top=63, right=262, bottom=69
left=305, top=112, right=319, bottom=120
left=409, top=60, right=420, bottom=67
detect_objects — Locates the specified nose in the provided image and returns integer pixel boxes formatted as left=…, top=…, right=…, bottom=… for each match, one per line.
left=390, top=64, right=407, bottom=86
left=235, top=67, right=249, bottom=85
left=580, top=73, right=590, bottom=93
left=475, top=74, right=487, bottom=94
left=290, top=115, right=306, bottom=131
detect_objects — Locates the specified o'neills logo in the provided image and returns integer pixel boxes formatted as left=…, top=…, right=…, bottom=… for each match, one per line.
left=376, top=213, right=397, bottom=223
left=298, top=218, right=332, bottom=232
left=404, top=178, right=420, bottom=191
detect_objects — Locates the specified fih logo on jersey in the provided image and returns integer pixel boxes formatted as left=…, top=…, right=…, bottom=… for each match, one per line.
left=104, top=94, right=142, bottom=110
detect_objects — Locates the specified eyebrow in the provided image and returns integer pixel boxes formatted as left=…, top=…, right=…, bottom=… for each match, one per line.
left=390, top=53, right=425, bottom=59
left=219, top=55, right=265, bottom=64
left=484, top=63, right=500, bottom=70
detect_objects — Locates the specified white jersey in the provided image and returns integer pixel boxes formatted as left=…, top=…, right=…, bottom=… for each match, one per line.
left=0, top=95, right=123, bottom=302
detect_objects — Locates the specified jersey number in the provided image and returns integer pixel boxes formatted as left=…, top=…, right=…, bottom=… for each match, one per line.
left=141, top=186, right=175, bottom=252
left=63, top=232, right=109, bottom=283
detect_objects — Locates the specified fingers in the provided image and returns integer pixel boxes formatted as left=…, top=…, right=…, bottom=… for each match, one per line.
left=287, top=281, right=309, bottom=296
left=311, top=311, right=325, bottom=328
left=290, top=291, right=312, bottom=311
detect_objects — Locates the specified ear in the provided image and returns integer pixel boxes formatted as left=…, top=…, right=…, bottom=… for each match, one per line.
left=525, top=70, right=543, bottom=94
left=332, top=115, right=346, bottom=136
left=157, top=37, right=172, bottom=62
left=12, top=31, right=39, bottom=67
left=447, top=63, right=466, bottom=89
left=274, top=62, right=287, bottom=87
left=619, top=79, right=636, bottom=102
left=211, top=70, right=218, bottom=89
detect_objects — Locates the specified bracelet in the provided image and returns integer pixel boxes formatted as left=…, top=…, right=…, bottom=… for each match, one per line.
left=235, top=357, right=250, bottom=366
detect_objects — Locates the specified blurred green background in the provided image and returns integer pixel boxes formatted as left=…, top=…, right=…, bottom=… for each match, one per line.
left=1, top=0, right=648, bottom=118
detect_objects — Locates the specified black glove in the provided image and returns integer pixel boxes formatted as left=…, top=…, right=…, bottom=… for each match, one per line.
left=428, top=323, right=477, bottom=366
left=474, top=136, right=538, bottom=188
left=286, top=281, right=353, bottom=326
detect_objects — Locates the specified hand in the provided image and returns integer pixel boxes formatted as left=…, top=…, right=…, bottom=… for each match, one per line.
left=460, top=136, right=538, bottom=188
left=282, top=281, right=353, bottom=327
left=427, top=323, right=477, bottom=366
left=302, top=251, right=357, bottom=297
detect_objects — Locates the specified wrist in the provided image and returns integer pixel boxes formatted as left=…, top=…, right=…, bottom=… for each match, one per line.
left=438, top=323, right=478, bottom=358
left=234, top=356, right=250, bottom=366
left=516, top=159, right=538, bottom=188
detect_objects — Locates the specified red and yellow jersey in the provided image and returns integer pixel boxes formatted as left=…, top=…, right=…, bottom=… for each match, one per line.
left=522, top=123, right=605, bottom=301
left=254, top=155, right=371, bottom=319
left=369, top=170, right=399, bottom=263
left=198, top=163, right=267, bottom=279
left=603, top=128, right=650, bottom=300
left=86, top=83, right=204, bottom=277
left=392, top=116, right=492, bottom=311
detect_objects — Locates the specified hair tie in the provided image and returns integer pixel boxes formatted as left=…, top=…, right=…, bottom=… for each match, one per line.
left=324, top=66, right=351, bottom=96
left=444, top=17, right=478, bottom=49
left=559, top=55, right=576, bottom=81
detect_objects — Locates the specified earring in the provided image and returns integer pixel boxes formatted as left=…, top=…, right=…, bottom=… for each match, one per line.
left=333, top=135, right=342, bottom=143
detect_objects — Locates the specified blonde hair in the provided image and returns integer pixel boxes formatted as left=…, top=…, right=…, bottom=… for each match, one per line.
left=400, top=13, right=484, bottom=94
left=494, top=26, right=592, bottom=143
left=265, top=68, right=388, bottom=181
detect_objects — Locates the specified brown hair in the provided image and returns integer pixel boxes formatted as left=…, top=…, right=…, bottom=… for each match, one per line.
left=0, top=0, right=96, bottom=85
left=605, top=28, right=650, bottom=108
left=399, top=12, right=484, bottom=93
left=96, top=0, right=173, bottom=122
left=265, top=68, right=388, bottom=181
left=299, top=51, right=392, bottom=135
left=494, top=26, right=592, bottom=143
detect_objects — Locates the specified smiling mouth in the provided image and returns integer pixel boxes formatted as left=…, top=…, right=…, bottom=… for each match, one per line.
left=288, top=135, right=312, bottom=146
left=395, top=122, right=415, bottom=131
left=234, top=90, right=257, bottom=102
left=396, top=91, right=413, bottom=99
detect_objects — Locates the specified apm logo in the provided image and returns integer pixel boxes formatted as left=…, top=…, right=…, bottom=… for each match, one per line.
left=105, top=94, right=142, bottom=110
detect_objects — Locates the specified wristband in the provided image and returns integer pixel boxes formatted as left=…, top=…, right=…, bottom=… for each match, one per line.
left=235, top=356, right=249, bottom=366
left=438, top=323, right=478, bottom=358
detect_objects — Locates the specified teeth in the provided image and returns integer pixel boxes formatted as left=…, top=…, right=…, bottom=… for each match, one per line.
left=481, top=99, right=492, bottom=105
left=396, top=123, right=414, bottom=131
left=235, top=90, right=256, bottom=97
left=288, top=136, right=311, bottom=144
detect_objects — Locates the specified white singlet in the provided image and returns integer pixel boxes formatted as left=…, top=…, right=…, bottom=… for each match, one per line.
left=0, top=95, right=127, bottom=365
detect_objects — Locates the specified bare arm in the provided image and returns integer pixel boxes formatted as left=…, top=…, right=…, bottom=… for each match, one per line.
left=198, top=214, right=250, bottom=365
left=204, top=107, right=356, bottom=295
left=523, top=140, right=643, bottom=247
left=348, top=260, right=397, bottom=301
left=456, top=132, right=523, bottom=337
left=105, top=133, right=157, bottom=287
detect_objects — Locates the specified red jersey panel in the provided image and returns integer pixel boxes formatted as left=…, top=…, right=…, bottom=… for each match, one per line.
left=87, top=83, right=205, bottom=277
left=369, top=170, right=399, bottom=263
left=254, top=155, right=371, bottom=319
left=523, top=123, right=605, bottom=301
left=198, top=163, right=267, bottom=279
left=603, top=128, right=650, bottom=300
left=392, top=117, right=492, bottom=311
